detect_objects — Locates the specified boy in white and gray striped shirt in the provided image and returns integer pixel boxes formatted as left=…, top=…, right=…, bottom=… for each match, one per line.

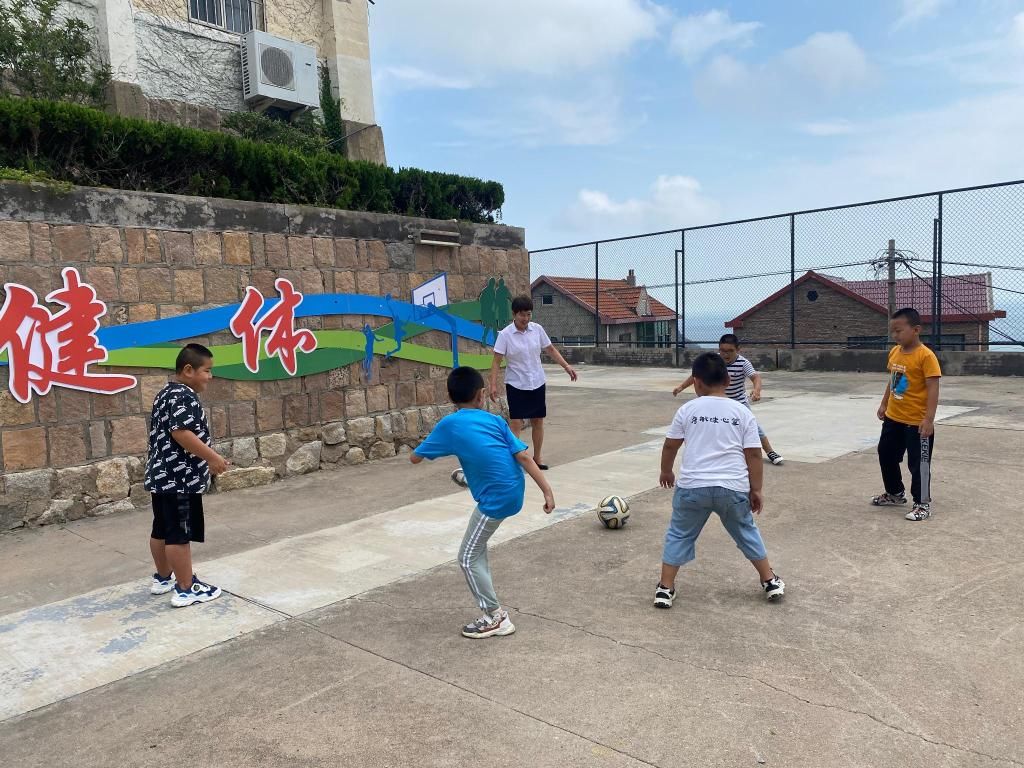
left=672, top=334, right=784, bottom=465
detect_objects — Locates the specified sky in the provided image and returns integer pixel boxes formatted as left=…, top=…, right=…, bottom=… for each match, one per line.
left=369, top=0, right=1024, bottom=246
left=368, top=1, right=1024, bottom=346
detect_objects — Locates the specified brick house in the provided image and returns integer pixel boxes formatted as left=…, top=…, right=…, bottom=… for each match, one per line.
left=52, top=0, right=384, bottom=162
left=726, top=270, right=1006, bottom=350
left=531, top=270, right=678, bottom=347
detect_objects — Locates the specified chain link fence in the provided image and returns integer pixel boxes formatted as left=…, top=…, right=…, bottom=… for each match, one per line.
left=530, top=180, right=1024, bottom=353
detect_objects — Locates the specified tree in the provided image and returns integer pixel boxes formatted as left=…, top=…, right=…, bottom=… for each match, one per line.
left=318, top=62, right=345, bottom=155
left=0, top=0, right=110, bottom=106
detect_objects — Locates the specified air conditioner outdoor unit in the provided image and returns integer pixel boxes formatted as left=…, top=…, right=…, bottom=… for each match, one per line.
left=241, top=30, right=318, bottom=110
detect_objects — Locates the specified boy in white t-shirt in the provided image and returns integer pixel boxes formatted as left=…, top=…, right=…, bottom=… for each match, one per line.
left=655, top=352, right=785, bottom=608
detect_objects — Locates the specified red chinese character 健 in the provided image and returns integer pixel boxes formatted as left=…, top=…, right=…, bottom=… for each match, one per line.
left=0, top=267, right=137, bottom=404
left=229, top=278, right=317, bottom=375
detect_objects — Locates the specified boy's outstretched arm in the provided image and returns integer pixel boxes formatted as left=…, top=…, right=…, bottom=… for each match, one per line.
left=750, top=372, right=763, bottom=402
left=920, top=377, right=940, bottom=437
left=409, top=453, right=424, bottom=464
left=672, top=376, right=694, bottom=397
left=516, top=451, right=555, bottom=513
left=660, top=438, right=683, bottom=486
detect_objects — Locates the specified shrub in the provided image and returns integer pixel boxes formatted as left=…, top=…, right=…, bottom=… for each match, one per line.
left=0, top=97, right=504, bottom=222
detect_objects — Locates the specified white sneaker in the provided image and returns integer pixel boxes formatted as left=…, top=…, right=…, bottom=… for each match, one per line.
left=462, top=609, right=516, bottom=638
left=150, top=572, right=176, bottom=595
left=451, top=468, right=469, bottom=489
left=171, top=576, right=222, bottom=608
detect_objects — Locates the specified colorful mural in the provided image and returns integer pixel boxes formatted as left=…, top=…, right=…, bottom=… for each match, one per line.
left=0, top=268, right=507, bottom=402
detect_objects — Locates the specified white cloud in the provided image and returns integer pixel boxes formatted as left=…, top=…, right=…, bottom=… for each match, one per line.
left=371, top=0, right=665, bottom=78
left=561, top=175, right=721, bottom=236
left=779, top=32, right=869, bottom=93
left=669, top=10, right=761, bottom=65
left=894, top=0, right=950, bottom=29
left=455, top=85, right=632, bottom=147
left=376, top=66, right=475, bottom=91
left=695, top=31, right=871, bottom=110
left=799, top=119, right=858, bottom=136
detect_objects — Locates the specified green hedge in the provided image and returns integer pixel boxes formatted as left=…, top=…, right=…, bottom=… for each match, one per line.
left=0, top=97, right=504, bottom=223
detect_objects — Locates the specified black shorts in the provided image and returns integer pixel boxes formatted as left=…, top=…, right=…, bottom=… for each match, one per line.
left=151, top=493, right=205, bottom=545
left=506, top=384, right=547, bottom=420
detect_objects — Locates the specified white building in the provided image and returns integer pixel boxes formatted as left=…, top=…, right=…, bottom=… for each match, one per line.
left=73, top=0, right=384, bottom=161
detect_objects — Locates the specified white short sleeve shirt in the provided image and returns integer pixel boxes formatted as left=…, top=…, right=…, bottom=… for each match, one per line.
left=665, top=396, right=762, bottom=492
left=493, top=322, right=551, bottom=391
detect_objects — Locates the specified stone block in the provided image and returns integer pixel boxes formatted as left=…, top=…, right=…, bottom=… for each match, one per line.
left=374, top=414, right=394, bottom=442
left=400, top=408, right=422, bottom=438
left=257, top=398, right=284, bottom=431
left=38, top=498, right=79, bottom=526
left=193, top=231, right=222, bottom=266
left=111, top=416, right=148, bottom=455
left=319, top=390, right=345, bottom=422
left=356, top=271, right=380, bottom=295
left=345, top=389, right=367, bottom=417
left=321, top=442, right=348, bottom=464
left=416, top=380, right=436, bottom=406
left=345, top=447, right=366, bottom=465
left=125, top=228, right=146, bottom=263
left=163, top=230, right=195, bottom=266
left=84, top=266, right=117, bottom=303
left=286, top=441, right=322, bottom=475
left=233, top=380, right=261, bottom=401
left=139, top=268, right=173, bottom=302
left=215, top=466, right=277, bottom=492
left=288, top=236, right=315, bottom=268
left=322, top=421, right=347, bottom=445
left=92, top=393, right=125, bottom=417
left=229, top=401, right=256, bottom=435
left=95, top=458, right=131, bottom=500
left=232, top=437, right=258, bottom=467
left=223, top=231, right=251, bottom=265
left=258, top=433, right=287, bottom=458
left=313, top=237, right=333, bottom=267
left=335, top=270, right=356, bottom=294
left=51, top=224, right=92, bottom=261
left=369, top=442, right=397, bottom=460
left=175, top=269, right=205, bottom=304
left=204, top=268, right=239, bottom=303
left=366, top=384, right=390, bottom=413
left=129, top=303, right=158, bottom=323
left=284, top=393, right=311, bottom=427
left=55, top=465, right=97, bottom=498
left=89, top=420, right=109, bottom=458
left=4, top=469, right=55, bottom=501
left=265, top=234, right=288, bottom=268
left=1, top=220, right=31, bottom=261
left=2, top=427, right=47, bottom=470
left=37, top=394, right=58, bottom=424
left=119, top=267, right=141, bottom=302
left=346, top=416, right=376, bottom=447
left=90, top=499, right=136, bottom=517
left=91, top=226, right=124, bottom=263
left=395, top=381, right=417, bottom=409
left=130, top=482, right=150, bottom=508
left=0, top=391, right=35, bottom=426
left=48, top=424, right=88, bottom=467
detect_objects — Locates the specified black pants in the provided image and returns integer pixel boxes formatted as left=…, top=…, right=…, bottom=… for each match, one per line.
left=877, top=417, right=934, bottom=504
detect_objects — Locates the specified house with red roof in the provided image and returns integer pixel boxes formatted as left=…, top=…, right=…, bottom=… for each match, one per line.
left=531, top=270, right=678, bottom=347
left=725, top=270, right=1006, bottom=350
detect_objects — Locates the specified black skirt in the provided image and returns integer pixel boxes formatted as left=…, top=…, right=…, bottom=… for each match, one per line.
left=506, top=384, right=547, bottom=420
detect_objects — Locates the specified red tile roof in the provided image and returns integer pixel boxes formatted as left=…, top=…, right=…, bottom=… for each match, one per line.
left=532, top=276, right=678, bottom=325
left=727, top=270, right=1006, bottom=328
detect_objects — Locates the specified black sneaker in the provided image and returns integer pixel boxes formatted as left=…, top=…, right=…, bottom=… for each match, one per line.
left=653, top=584, right=675, bottom=609
left=762, top=574, right=785, bottom=601
left=767, top=451, right=784, bottom=465
left=871, top=491, right=907, bottom=506
left=171, top=575, right=222, bottom=608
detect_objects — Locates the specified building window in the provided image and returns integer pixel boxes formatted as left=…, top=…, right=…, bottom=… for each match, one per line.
left=807, top=290, right=819, bottom=302
left=542, top=294, right=553, bottom=305
left=190, top=0, right=265, bottom=33
left=638, top=321, right=672, bottom=348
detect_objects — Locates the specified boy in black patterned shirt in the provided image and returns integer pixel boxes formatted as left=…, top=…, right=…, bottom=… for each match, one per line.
left=144, top=344, right=229, bottom=607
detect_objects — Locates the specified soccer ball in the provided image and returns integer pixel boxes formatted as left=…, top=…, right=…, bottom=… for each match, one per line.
left=597, top=495, right=630, bottom=529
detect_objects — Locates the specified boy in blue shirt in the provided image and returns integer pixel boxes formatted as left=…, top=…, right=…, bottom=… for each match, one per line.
left=412, top=367, right=555, bottom=638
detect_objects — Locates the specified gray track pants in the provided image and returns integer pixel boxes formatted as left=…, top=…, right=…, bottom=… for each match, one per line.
left=458, top=508, right=504, bottom=613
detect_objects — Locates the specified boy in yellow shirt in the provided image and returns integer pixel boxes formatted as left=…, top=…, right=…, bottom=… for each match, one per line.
left=872, top=308, right=942, bottom=521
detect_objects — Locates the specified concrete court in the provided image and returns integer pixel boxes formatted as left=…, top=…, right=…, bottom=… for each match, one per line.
left=1, top=365, right=1023, bottom=767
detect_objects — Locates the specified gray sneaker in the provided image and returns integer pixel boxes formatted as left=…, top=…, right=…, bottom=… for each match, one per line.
left=451, top=468, right=469, bottom=489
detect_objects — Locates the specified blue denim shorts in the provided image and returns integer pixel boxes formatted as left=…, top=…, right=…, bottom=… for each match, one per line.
left=662, top=486, right=767, bottom=566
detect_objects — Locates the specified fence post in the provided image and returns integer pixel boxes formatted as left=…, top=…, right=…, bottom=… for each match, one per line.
left=936, top=193, right=943, bottom=350
left=680, top=231, right=686, bottom=366
left=932, top=218, right=939, bottom=347
left=789, top=214, right=796, bottom=350
left=887, top=238, right=897, bottom=322
left=594, top=242, right=600, bottom=347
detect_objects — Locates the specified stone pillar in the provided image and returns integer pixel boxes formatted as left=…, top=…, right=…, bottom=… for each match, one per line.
left=323, top=0, right=377, bottom=126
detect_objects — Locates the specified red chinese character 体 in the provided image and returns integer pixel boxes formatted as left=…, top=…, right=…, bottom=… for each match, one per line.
left=229, top=278, right=318, bottom=375
left=0, top=267, right=137, bottom=404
